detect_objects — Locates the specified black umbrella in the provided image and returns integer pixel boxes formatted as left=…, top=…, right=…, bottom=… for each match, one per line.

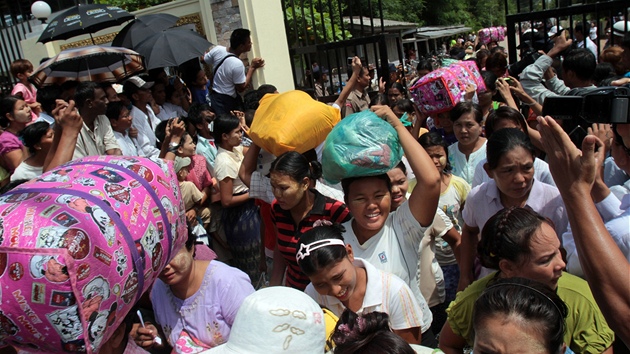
left=111, top=14, right=179, bottom=49
left=134, top=27, right=212, bottom=70
left=38, top=4, right=134, bottom=44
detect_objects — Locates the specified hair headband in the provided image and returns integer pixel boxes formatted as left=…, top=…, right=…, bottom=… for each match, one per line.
left=296, top=239, right=345, bottom=262
left=484, top=281, right=564, bottom=319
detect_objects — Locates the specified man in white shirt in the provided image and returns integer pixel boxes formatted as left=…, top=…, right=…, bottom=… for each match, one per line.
left=574, top=21, right=598, bottom=59
left=105, top=101, right=140, bottom=156
left=73, top=82, right=121, bottom=159
left=123, top=76, right=161, bottom=158
left=204, top=29, right=265, bottom=115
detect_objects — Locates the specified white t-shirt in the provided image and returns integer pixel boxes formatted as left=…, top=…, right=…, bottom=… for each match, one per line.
left=342, top=200, right=432, bottom=332
left=213, top=57, right=246, bottom=98
left=203, top=45, right=229, bottom=67
left=130, top=104, right=160, bottom=148
left=576, top=37, right=598, bottom=59
left=214, top=146, right=248, bottom=194
left=11, top=162, right=42, bottom=182
left=113, top=131, right=139, bottom=157
left=471, top=156, right=556, bottom=188
left=305, top=258, right=425, bottom=331
left=448, top=140, right=487, bottom=185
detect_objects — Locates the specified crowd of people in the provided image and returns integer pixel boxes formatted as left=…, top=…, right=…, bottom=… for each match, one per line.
left=1, top=18, right=630, bottom=354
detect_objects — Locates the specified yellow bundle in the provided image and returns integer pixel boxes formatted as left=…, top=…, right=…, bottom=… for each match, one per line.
left=249, top=90, right=341, bottom=156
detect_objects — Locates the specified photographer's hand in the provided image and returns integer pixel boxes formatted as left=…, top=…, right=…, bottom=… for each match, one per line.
left=547, top=30, right=572, bottom=58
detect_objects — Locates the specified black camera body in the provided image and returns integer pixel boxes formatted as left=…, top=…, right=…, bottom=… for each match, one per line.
left=542, top=86, right=630, bottom=124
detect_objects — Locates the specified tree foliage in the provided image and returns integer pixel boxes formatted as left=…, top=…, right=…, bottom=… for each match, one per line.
left=283, top=0, right=352, bottom=46
left=94, top=0, right=171, bottom=12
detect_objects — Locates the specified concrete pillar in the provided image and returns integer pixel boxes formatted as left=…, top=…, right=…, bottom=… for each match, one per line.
left=238, top=0, right=294, bottom=92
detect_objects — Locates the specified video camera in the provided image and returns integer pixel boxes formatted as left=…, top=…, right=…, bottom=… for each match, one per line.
left=542, top=86, right=630, bottom=123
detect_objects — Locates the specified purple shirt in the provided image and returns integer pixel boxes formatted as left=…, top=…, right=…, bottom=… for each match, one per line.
left=150, top=260, right=254, bottom=352
left=0, top=131, right=23, bottom=173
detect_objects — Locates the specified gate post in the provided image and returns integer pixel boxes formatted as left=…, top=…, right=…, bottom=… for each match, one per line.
left=238, top=0, right=294, bottom=92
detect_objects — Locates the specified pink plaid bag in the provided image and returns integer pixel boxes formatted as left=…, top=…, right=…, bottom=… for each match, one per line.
left=410, top=68, right=465, bottom=116
left=0, top=156, right=187, bottom=353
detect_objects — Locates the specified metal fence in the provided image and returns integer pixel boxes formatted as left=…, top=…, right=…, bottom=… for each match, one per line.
left=0, top=0, right=95, bottom=96
left=504, top=0, right=629, bottom=63
left=281, top=0, right=403, bottom=98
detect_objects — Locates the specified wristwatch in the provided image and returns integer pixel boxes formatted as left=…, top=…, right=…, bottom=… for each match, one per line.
left=167, top=141, right=180, bottom=153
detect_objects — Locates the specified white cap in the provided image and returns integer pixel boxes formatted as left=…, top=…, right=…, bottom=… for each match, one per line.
left=125, top=76, right=154, bottom=89
left=613, top=21, right=630, bottom=37
left=203, top=287, right=326, bottom=353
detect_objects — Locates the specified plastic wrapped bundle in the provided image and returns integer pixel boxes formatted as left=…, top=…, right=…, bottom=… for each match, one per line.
left=478, top=27, right=506, bottom=44
left=249, top=90, right=341, bottom=157
left=410, top=67, right=465, bottom=116
left=321, top=110, right=403, bottom=184
left=0, top=156, right=187, bottom=353
left=449, top=61, right=487, bottom=93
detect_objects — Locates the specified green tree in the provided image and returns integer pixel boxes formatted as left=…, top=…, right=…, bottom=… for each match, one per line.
left=283, top=1, right=352, bottom=46
left=95, top=0, right=171, bottom=12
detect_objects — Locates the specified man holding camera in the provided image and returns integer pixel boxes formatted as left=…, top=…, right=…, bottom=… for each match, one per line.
left=520, top=31, right=596, bottom=105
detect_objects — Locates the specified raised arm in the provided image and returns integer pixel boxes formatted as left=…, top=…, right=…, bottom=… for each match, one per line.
left=44, top=100, right=82, bottom=172
left=333, top=56, right=361, bottom=109
left=371, top=105, right=441, bottom=226
left=538, top=115, right=630, bottom=343
left=239, top=143, right=260, bottom=188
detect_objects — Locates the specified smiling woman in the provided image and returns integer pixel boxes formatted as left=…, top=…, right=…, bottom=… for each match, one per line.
left=297, top=224, right=425, bottom=346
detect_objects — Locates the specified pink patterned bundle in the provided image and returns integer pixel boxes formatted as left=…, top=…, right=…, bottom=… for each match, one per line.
left=478, top=27, right=506, bottom=44
left=0, top=156, right=187, bottom=353
left=449, top=61, right=487, bottom=93
left=410, top=68, right=464, bottom=116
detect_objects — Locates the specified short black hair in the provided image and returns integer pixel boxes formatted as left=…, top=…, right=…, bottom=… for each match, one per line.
left=105, top=101, right=126, bottom=122
left=20, top=121, right=50, bottom=154
left=230, top=28, right=251, bottom=49
left=562, top=48, right=596, bottom=82
left=187, top=102, right=212, bottom=127
left=74, top=81, right=99, bottom=109
left=36, top=84, right=61, bottom=114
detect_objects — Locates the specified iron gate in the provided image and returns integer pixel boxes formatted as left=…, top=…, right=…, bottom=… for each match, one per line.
left=504, top=0, right=629, bottom=63
left=281, top=0, right=404, bottom=98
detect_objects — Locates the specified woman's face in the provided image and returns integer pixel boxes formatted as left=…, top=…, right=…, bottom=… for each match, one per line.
left=474, top=315, right=553, bottom=354
left=38, top=129, right=55, bottom=152
left=159, top=245, right=194, bottom=286
left=493, top=119, right=522, bottom=132
left=222, top=126, right=243, bottom=148
left=453, top=112, right=482, bottom=147
left=270, top=172, right=308, bottom=210
left=425, top=145, right=448, bottom=172
left=486, top=146, right=534, bottom=205
left=177, top=134, right=196, bottom=157
left=10, top=99, right=31, bottom=124
left=388, top=87, right=404, bottom=105
left=438, top=113, right=453, bottom=132
left=387, top=167, right=408, bottom=211
left=502, top=222, right=565, bottom=290
left=346, top=177, right=391, bottom=235
left=308, top=249, right=357, bottom=302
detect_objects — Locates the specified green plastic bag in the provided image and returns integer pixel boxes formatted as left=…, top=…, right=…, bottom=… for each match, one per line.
left=321, top=110, right=403, bottom=184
